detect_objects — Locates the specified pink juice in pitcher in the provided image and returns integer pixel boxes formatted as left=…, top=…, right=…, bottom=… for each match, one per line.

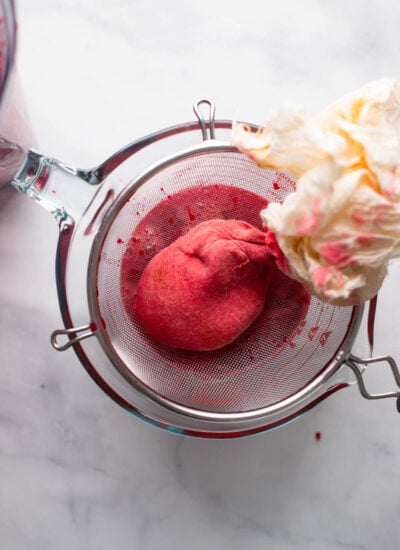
left=0, top=0, right=33, bottom=187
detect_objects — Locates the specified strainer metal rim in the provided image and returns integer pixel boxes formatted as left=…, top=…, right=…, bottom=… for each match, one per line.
left=87, top=140, right=365, bottom=422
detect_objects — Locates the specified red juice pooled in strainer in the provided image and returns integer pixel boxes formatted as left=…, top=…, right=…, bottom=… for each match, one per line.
left=120, top=184, right=310, bottom=362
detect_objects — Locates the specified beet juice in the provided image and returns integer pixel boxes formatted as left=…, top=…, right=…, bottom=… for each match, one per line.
left=0, top=1, right=33, bottom=188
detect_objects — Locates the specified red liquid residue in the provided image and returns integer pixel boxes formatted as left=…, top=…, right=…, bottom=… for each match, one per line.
left=186, top=205, right=196, bottom=221
left=119, top=184, right=310, bottom=369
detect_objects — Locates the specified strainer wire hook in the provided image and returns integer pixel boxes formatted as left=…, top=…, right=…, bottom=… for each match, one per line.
left=193, top=99, right=216, bottom=141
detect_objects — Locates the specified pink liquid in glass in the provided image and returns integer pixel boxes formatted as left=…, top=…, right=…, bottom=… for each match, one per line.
left=0, top=2, right=33, bottom=187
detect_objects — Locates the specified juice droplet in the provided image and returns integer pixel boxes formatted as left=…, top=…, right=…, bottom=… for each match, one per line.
left=117, top=238, right=124, bottom=244
left=283, top=336, right=295, bottom=348
left=307, top=326, right=319, bottom=340
left=186, top=206, right=196, bottom=221
left=319, top=331, right=332, bottom=346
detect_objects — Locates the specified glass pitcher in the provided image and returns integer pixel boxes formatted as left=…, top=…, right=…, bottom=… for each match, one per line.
left=0, top=0, right=32, bottom=187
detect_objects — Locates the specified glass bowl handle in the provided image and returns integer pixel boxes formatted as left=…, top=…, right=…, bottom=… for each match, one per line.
left=345, top=353, right=400, bottom=412
left=10, top=149, right=103, bottom=229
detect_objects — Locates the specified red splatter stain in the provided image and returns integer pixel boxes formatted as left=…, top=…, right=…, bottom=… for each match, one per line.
left=232, top=196, right=239, bottom=205
left=90, top=322, right=97, bottom=332
left=51, top=189, right=56, bottom=194
left=319, top=331, right=332, bottom=346
left=117, top=238, right=124, bottom=244
left=351, top=210, right=365, bottom=225
left=315, top=431, right=322, bottom=441
left=186, top=206, right=196, bottom=221
left=357, top=234, right=374, bottom=248
left=273, top=181, right=280, bottom=190
left=294, top=319, right=307, bottom=335
left=100, top=316, right=107, bottom=330
left=136, top=211, right=140, bottom=216
left=307, top=326, right=319, bottom=340
left=282, top=336, right=295, bottom=348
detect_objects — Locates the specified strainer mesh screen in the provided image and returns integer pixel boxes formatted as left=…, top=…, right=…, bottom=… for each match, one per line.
left=95, top=151, right=354, bottom=414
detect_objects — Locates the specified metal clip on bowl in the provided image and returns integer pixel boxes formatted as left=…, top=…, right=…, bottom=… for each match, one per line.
left=346, top=353, right=400, bottom=411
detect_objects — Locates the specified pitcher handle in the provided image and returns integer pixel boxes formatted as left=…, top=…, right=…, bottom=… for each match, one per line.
left=11, top=149, right=98, bottom=228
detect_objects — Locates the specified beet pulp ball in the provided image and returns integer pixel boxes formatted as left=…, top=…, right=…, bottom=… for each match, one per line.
left=135, top=219, right=276, bottom=351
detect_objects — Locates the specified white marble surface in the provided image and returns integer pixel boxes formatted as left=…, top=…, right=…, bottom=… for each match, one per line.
left=1, top=0, right=400, bottom=548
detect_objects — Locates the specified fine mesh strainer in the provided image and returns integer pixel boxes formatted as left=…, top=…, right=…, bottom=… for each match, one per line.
left=12, top=100, right=400, bottom=437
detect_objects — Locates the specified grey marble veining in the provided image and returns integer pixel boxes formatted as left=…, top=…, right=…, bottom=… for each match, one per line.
left=1, top=1, right=400, bottom=548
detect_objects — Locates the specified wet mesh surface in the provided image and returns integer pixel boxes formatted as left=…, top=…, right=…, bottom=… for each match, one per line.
left=95, top=152, right=355, bottom=414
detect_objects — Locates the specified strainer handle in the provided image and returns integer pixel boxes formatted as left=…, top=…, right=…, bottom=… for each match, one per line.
left=346, top=353, right=400, bottom=411
left=193, top=99, right=216, bottom=141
